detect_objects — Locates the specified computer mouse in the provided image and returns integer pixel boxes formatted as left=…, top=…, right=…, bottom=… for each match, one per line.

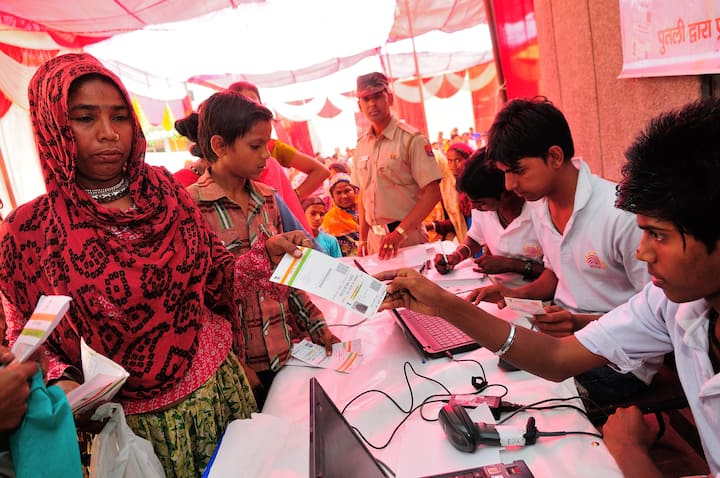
left=438, top=403, right=477, bottom=452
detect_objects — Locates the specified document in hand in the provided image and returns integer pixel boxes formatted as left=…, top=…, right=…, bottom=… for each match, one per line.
left=65, top=339, right=129, bottom=415
left=270, top=247, right=386, bottom=318
left=11, top=295, right=72, bottom=363
left=504, top=297, right=546, bottom=316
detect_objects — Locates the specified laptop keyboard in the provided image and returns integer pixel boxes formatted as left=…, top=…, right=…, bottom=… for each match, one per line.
left=401, top=309, right=475, bottom=348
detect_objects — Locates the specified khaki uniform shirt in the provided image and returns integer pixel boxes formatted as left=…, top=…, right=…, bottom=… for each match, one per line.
left=352, top=117, right=442, bottom=227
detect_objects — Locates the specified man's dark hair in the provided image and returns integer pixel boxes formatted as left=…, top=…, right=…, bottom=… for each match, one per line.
left=487, top=96, right=574, bottom=167
left=456, top=147, right=505, bottom=200
left=197, top=91, right=273, bottom=162
left=616, top=98, right=720, bottom=253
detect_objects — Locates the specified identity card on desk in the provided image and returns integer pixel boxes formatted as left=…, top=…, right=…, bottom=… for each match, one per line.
left=270, top=246, right=386, bottom=319
left=286, top=338, right=363, bottom=373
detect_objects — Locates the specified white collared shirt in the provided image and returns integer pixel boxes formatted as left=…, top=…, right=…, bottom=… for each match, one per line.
left=530, top=159, right=650, bottom=314
left=466, top=203, right=543, bottom=288
left=576, top=283, right=720, bottom=476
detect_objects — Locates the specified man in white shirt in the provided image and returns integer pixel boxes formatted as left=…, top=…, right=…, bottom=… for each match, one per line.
left=434, top=148, right=544, bottom=288
left=469, top=97, right=654, bottom=401
left=378, top=98, right=720, bottom=477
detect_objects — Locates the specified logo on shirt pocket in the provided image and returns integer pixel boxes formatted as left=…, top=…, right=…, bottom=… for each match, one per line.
left=584, top=250, right=607, bottom=269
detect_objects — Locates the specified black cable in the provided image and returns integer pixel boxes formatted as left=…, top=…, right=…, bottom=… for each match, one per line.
left=538, top=430, right=603, bottom=439
left=327, top=318, right=368, bottom=328
left=497, top=396, right=589, bottom=424
left=341, top=360, right=493, bottom=449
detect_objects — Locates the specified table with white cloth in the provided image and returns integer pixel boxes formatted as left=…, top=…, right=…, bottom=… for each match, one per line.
left=210, top=243, right=623, bottom=478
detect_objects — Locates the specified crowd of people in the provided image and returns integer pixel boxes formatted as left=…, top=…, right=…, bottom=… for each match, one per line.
left=0, top=51, right=718, bottom=478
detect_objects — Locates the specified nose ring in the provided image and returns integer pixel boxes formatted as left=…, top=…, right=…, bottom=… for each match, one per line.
left=113, top=133, right=120, bottom=141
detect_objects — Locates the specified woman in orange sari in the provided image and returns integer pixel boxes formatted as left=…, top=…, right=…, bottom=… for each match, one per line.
left=321, top=173, right=359, bottom=256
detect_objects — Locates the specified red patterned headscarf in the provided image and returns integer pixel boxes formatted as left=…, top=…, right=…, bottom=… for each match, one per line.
left=0, top=53, right=237, bottom=402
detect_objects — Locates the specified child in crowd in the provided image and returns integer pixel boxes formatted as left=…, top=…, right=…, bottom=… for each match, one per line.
left=302, top=196, right=342, bottom=258
left=187, top=91, right=340, bottom=408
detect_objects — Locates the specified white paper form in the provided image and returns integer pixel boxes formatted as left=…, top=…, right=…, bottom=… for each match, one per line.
left=11, top=295, right=71, bottom=363
left=504, top=297, right=546, bottom=316
left=66, top=338, right=129, bottom=415
left=287, top=338, right=363, bottom=373
left=270, top=247, right=386, bottom=319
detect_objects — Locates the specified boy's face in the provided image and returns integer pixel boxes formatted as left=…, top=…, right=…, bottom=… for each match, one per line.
left=636, top=215, right=720, bottom=304
left=305, top=204, right=326, bottom=232
left=495, top=156, right=555, bottom=202
left=215, top=120, right=271, bottom=181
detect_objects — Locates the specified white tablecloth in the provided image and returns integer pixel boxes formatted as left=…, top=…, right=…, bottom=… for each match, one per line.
left=212, top=243, right=623, bottom=477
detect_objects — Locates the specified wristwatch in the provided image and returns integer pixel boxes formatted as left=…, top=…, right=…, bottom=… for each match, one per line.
left=522, top=260, right=534, bottom=278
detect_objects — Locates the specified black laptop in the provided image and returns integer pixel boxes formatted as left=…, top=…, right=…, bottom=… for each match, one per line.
left=309, top=377, right=387, bottom=478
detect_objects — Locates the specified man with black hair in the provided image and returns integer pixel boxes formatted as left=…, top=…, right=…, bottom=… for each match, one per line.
left=434, top=148, right=544, bottom=287
left=468, top=97, right=654, bottom=401
left=378, top=98, right=720, bottom=477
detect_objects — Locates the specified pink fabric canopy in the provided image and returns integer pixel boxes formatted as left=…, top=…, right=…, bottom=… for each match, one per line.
left=388, top=0, right=487, bottom=42
left=0, top=0, right=261, bottom=46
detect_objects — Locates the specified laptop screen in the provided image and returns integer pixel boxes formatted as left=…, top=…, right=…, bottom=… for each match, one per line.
left=309, top=377, right=387, bottom=478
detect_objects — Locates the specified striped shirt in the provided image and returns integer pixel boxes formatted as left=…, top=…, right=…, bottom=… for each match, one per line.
left=188, top=172, right=329, bottom=372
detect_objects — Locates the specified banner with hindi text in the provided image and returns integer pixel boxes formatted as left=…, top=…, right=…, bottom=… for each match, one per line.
left=618, top=0, right=720, bottom=78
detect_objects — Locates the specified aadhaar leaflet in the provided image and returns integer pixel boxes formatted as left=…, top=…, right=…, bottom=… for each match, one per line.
left=11, top=295, right=72, bottom=363
left=270, top=247, right=386, bottom=319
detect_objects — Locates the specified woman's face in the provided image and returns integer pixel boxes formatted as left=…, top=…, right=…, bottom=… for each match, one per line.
left=68, top=78, right=133, bottom=188
left=215, top=120, right=271, bottom=180
left=331, top=182, right=356, bottom=209
left=304, top=204, right=326, bottom=234
left=446, top=149, right=467, bottom=178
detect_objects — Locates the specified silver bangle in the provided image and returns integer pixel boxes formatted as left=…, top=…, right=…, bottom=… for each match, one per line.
left=494, top=323, right=516, bottom=356
left=457, top=244, right=472, bottom=260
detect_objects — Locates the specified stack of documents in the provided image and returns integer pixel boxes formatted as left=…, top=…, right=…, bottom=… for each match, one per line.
left=66, top=339, right=129, bottom=415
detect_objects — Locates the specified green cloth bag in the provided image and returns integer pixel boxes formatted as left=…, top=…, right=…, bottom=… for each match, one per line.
left=9, top=370, right=82, bottom=478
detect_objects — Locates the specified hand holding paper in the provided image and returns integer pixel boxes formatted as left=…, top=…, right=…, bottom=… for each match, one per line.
left=270, top=247, right=386, bottom=318
left=503, top=297, right=546, bottom=317
left=11, top=295, right=71, bottom=364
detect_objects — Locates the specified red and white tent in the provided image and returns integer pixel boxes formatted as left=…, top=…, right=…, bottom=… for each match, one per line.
left=0, top=0, right=506, bottom=212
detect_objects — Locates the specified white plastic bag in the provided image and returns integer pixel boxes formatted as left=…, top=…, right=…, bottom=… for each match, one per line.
left=88, top=403, right=165, bottom=478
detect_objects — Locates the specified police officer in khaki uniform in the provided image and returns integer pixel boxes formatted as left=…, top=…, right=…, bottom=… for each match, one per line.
left=351, top=72, right=442, bottom=260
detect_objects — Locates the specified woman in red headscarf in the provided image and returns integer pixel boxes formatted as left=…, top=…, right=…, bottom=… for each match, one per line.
left=0, top=53, right=311, bottom=478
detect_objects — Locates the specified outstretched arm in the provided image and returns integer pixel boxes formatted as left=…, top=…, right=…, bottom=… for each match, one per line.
left=377, top=268, right=607, bottom=382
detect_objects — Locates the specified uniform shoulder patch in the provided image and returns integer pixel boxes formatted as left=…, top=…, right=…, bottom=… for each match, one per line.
left=424, top=143, right=435, bottom=157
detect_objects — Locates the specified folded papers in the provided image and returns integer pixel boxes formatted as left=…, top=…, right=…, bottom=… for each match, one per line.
left=65, top=339, right=129, bottom=415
